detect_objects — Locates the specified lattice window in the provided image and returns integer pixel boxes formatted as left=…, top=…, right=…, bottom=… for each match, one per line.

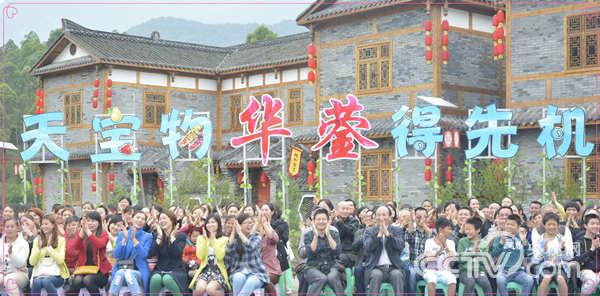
left=229, top=95, right=243, bottom=132
left=361, top=149, right=393, bottom=200
left=144, top=93, right=166, bottom=127
left=566, top=150, right=600, bottom=197
left=357, top=42, right=392, bottom=92
left=65, top=169, right=82, bottom=204
left=287, top=88, right=302, bottom=124
left=64, top=93, right=82, bottom=126
left=567, top=13, right=600, bottom=69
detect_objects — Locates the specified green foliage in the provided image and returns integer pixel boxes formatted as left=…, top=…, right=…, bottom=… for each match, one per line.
left=245, top=25, right=277, bottom=44
left=275, top=173, right=303, bottom=260
left=173, top=159, right=236, bottom=209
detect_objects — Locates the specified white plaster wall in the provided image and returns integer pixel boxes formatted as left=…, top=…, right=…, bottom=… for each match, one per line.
left=53, top=43, right=91, bottom=63
left=265, top=72, right=279, bottom=85
left=447, top=9, right=469, bottom=29
left=235, top=77, right=247, bottom=89
left=299, top=67, right=311, bottom=81
left=222, top=78, right=234, bottom=91
left=248, top=74, right=263, bottom=87
left=473, top=13, right=493, bottom=33
left=140, top=72, right=168, bottom=86
left=172, top=75, right=196, bottom=89
left=111, top=68, right=137, bottom=84
left=199, top=78, right=217, bottom=91
left=282, top=69, right=298, bottom=82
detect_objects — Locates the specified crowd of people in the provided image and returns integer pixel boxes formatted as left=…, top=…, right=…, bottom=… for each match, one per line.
left=0, top=193, right=599, bottom=296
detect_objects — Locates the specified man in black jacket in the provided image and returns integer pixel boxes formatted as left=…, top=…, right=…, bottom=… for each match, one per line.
left=575, top=213, right=600, bottom=296
left=333, top=201, right=360, bottom=268
left=363, top=205, right=406, bottom=296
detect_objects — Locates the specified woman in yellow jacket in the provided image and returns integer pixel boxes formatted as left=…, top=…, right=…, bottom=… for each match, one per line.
left=29, top=215, right=70, bottom=296
left=190, top=214, right=229, bottom=296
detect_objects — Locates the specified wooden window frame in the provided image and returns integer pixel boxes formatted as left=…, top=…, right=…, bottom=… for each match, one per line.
left=64, top=91, right=83, bottom=128
left=566, top=153, right=600, bottom=197
left=229, top=95, right=243, bottom=132
left=566, top=12, right=600, bottom=70
left=360, top=149, right=393, bottom=201
left=287, top=88, right=303, bottom=125
left=143, top=92, right=167, bottom=128
left=65, top=168, right=83, bottom=205
left=355, top=41, right=393, bottom=95
left=252, top=91, right=277, bottom=99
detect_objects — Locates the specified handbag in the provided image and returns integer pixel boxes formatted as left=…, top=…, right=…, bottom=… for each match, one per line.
left=73, top=251, right=101, bottom=275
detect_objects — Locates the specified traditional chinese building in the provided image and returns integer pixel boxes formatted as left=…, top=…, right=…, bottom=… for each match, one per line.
left=29, top=0, right=599, bottom=211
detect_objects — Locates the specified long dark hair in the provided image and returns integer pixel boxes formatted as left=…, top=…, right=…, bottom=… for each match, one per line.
left=160, top=210, right=178, bottom=234
left=204, top=214, right=223, bottom=238
left=40, top=215, right=59, bottom=249
left=86, top=211, right=104, bottom=236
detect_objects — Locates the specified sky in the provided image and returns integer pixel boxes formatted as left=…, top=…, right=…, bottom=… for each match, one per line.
left=2, top=0, right=310, bottom=44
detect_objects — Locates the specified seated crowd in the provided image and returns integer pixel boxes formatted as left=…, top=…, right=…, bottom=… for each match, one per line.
left=0, top=193, right=599, bottom=296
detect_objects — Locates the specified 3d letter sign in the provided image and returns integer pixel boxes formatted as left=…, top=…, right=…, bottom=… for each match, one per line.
left=230, top=94, right=292, bottom=165
left=20, top=112, right=69, bottom=161
left=537, top=105, right=594, bottom=159
left=392, top=105, right=443, bottom=158
left=160, top=108, right=212, bottom=160
left=311, top=94, right=378, bottom=161
left=91, top=112, right=141, bottom=163
left=465, top=104, right=518, bottom=159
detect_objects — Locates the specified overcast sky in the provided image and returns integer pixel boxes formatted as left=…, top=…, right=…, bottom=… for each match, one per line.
left=2, top=0, right=310, bottom=44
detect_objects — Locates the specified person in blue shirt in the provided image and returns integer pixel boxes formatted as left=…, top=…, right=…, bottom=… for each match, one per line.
left=108, top=211, right=153, bottom=296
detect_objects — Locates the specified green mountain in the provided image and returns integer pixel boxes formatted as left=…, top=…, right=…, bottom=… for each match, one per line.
left=126, top=17, right=307, bottom=46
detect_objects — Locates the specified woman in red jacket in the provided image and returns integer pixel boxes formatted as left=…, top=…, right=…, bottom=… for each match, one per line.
left=68, top=211, right=112, bottom=296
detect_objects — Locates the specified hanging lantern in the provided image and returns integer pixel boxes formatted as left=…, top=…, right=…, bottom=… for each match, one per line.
left=424, top=20, right=433, bottom=64
left=94, top=79, right=100, bottom=88
left=106, top=77, right=113, bottom=109
left=109, top=182, right=114, bottom=193
left=307, top=70, right=316, bottom=83
left=91, top=182, right=97, bottom=192
left=307, top=159, right=316, bottom=189
left=445, top=154, right=453, bottom=184
left=308, top=57, right=316, bottom=69
left=441, top=19, right=449, bottom=64
left=308, top=43, right=316, bottom=56
left=424, top=159, right=432, bottom=182
left=33, top=177, right=39, bottom=186
left=91, top=172, right=96, bottom=182
left=109, top=172, right=115, bottom=181
left=493, top=10, right=505, bottom=60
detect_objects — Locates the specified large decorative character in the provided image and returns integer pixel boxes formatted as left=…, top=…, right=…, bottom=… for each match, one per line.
left=465, top=104, right=518, bottom=159
left=537, top=105, right=594, bottom=159
left=160, top=108, right=212, bottom=160
left=392, top=105, right=443, bottom=158
left=21, top=112, right=69, bottom=161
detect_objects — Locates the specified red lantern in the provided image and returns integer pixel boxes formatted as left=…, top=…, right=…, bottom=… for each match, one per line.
left=496, top=27, right=504, bottom=40
left=307, top=70, right=316, bottom=83
left=91, top=172, right=96, bottom=182
left=445, top=170, right=453, bottom=183
left=91, top=182, right=97, bottom=192
left=497, top=43, right=505, bottom=55
left=442, top=50, right=449, bottom=63
left=93, top=99, right=98, bottom=109
left=493, top=14, right=499, bottom=27
left=441, top=35, right=449, bottom=46
left=106, top=89, right=112, bottom=97
left=425, top=35, right=433, bottom=46
left=425, top=51, right=433, bottom=63
left=33, top=177, right=39, bottom=185
left=445, top=154, right=453, bottom=166
left=107, top=79, right=113, bottom=87
left=497, top=10, right=505, bottom=22
left=109, top=183, right=114, bottom=193
left=109, top=172, right=115, bottom=181
left=442, top=19, right=449, bottom=31
left=308, top=57, right=316, bottom=69
left=424, top=159, right=432, bottom=166
left=93, top=89, right=99, bottom=98
left=425, top=20, right=432, bottom=31
left=106, top=98, right=112, bottom=108
left=424, top=169, right=432, bottom=182
left=308, top=43, right=316, bottom=56
left=94, top=79, right=100, bottom=88
left=307, top=159, right=316, bottom=188
left=36, top=88, right=41, bottom=97
left=307, top=174, right=315, bottom=188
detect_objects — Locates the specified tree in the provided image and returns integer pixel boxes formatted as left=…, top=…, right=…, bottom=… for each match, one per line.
left=46, top=28, right=63, bottom=47
left=246, top=25, right=277, bottom=44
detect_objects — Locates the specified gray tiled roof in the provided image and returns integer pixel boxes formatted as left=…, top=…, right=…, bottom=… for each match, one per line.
left=511, top=102, right=600, bottom=127
left=297, top=0, right=497, bottom=24
left=217, top=32, right=310, bottom=72
left=32, top=19, right=309, bottom=76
